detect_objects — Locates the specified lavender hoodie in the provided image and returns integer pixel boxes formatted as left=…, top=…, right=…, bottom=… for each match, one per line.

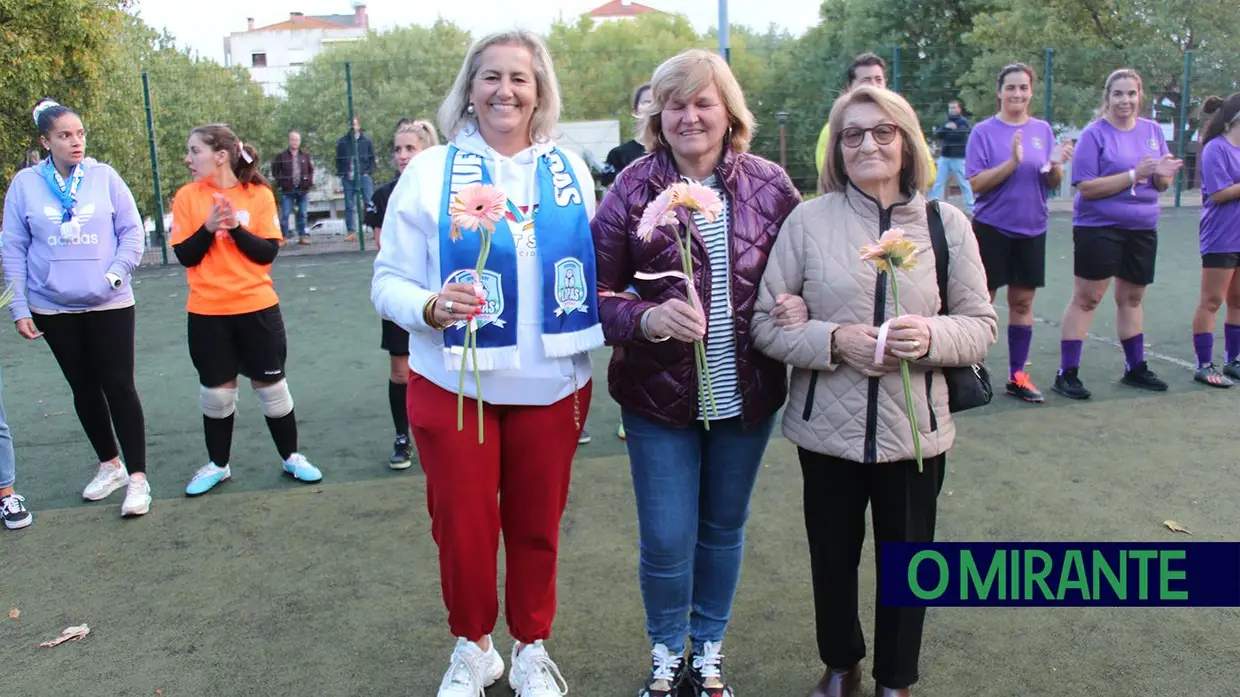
left=2, top=158, right=144, bottom=321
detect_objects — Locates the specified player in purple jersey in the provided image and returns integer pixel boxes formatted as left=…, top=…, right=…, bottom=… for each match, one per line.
left=966, top=63, right=1073, bottom=403
left=1053, top=69, right=1182, bottom=400
left=1189, top=93, right=1240, bottom=387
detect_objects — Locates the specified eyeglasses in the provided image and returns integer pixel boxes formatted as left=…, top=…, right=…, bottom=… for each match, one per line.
left=840, top=124, right=900, bottom=148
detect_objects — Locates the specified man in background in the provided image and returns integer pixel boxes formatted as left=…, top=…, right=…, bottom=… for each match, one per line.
left=271, top=130, right=314, bottom=246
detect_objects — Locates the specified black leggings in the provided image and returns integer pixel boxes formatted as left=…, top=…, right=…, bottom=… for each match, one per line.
left=32, top=306, right=147, bottom=473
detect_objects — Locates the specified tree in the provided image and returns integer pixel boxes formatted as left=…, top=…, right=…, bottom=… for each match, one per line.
left=963, top=0, right=1240, bottom=148
left=548, top=13, right=704, bottom=142
left=0, top=0, right=127, bottom=185
left=276, top=21, right=473, bottom=185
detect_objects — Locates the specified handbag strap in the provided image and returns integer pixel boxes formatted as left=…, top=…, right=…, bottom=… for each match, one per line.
left=926, top=199, right=951, bottom=316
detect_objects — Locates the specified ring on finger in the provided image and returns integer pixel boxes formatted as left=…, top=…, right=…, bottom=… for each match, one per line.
left=445, top=300, right=454, bottom=313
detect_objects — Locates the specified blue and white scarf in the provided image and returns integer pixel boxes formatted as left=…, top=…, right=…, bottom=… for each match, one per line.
left=42, top=157, right=85, bottom=223
left=438, top=145, right=604, bottom=371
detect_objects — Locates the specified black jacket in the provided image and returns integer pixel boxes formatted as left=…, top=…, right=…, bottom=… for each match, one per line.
left=935, top=116, right=972, bottom=159
left=335, top=131, right=376, bottom=178
left=599, top=139, right=647, bottom=187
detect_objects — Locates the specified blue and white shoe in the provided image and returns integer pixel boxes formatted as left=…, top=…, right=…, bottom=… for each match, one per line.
left=186, top=463, right=231, bottom=496
left=282, top=453, right=322, bottom=482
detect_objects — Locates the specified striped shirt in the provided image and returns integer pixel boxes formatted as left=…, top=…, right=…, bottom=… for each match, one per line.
left=690, top=175, right=743, bottom=420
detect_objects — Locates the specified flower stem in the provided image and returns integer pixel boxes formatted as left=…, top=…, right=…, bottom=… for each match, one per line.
left=889, top=271, right=923, bottom=472
left=677, top=223, right=714, bottom=430
left=472, top=233, right=491, bottom=444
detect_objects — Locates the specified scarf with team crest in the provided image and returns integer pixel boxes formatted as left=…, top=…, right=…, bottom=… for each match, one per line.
left=437, top=144, right=604, bottom=371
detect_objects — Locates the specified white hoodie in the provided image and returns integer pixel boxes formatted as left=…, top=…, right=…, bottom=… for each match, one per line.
left=371, top=128, right=597, bottom=406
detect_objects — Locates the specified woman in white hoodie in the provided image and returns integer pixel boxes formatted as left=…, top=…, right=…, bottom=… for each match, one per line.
left=371, top=30, right=602, bottom=697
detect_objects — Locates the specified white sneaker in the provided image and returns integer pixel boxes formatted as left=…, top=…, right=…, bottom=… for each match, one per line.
left=121, top=478, right=151, bottom=517
left=509, top=640, right=568, bottom=696
left=83, top=462, right=129, bottom=501
left=437, top=636, right=504, bottom=696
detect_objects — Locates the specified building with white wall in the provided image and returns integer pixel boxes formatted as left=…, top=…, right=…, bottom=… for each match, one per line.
left=223, top=4, right=369, bottom=97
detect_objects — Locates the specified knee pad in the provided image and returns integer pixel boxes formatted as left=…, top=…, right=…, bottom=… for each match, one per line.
left=255, top=381, right=294, bottom=419
left=200, top=386, right=239, bottom=419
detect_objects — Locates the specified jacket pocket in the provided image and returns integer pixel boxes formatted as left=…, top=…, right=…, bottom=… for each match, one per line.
left=802, top=370, right=819, bottom=420
left=924, top=371, right=938, bottom=432
left=44, top=259, right=112, bottom=307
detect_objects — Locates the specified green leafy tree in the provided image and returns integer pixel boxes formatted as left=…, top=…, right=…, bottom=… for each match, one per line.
left=276, top=21, right=473, bottom=185
left=0, top=0, right=127, bottom=185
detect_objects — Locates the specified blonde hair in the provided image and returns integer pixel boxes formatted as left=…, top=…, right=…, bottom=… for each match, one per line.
left=437, top=30, right=562, bottom=144
left=1098, top=68, right=1144, bottom=119
left=396, top=119, right=439, bottom=150
left=637, top=48, right=755, bottom=154
left=818, top=86, right=931, bottom=196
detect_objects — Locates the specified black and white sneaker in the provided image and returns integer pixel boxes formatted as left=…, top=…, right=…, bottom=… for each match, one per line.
left=390, top=435, right=413, bottom=470
left=1052, top=368, right=1091, bottom=400
left=1221, top=358, right=1240, bottom=382
left=639, top=644, right=687, bottom=697
left=2, top=493, right=33, bottom=530
left=690, top=641, right=734, bottom=697
left=1121, top=361, right=1168, bottom=392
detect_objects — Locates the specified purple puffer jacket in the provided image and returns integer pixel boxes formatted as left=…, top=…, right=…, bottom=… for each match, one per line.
left=592, top=147, right=802, bottom=429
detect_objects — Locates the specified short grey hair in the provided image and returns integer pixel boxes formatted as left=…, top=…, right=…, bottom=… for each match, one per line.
left=437, top=30, right=562, bottom=144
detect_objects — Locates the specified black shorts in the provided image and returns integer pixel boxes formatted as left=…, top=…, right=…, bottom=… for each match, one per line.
left=973, top=221, right=1046, bottom=291
left=1203, top=252, right=1240, bottom=269
left=1073, top=226, right=1157, bottom=285
left=381, top=318, right=410, bottom=356
left=188, top=305, right=288, bottom=387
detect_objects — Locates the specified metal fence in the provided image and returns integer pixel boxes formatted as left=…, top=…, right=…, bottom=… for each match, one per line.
left=108, top=45, right=1234, bottom=266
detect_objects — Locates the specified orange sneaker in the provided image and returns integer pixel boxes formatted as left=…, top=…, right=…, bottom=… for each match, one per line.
left=1005, top=371, right=1045, bottom=403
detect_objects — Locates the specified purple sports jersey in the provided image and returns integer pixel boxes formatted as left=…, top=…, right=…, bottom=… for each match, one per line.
left=965, top=116, right=1056, bottom=237
left=1199, top=137, right=1240, bottom=255
left=1072, top=117, right=1169, bottom=230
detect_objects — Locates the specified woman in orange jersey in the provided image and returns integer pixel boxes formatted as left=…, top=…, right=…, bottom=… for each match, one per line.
left=170, top=123, right=322, bottom=496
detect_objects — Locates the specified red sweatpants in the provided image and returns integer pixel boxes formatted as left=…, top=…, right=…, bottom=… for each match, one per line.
left=407, top=373, right=591, bottom=644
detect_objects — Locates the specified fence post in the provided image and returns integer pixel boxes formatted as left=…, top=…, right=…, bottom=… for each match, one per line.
left=141, top=71, right=168, bottom=266
left=1043, top=48, right=1054, bottom=124
left=1175, top=50, right=1192, bottom=208
left=892, top=46, right=901, bottom=92
left=717, top=0, right=730, bottom=65
left=345, top=62, right=365, bottom=251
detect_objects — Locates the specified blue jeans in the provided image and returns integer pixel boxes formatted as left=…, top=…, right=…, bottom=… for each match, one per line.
left=342, top=175, right=374, bottom=233
left=622, top=409, right=775, bottom=653
left=929, top=157, right=975, bottom=215
left=280, top=191, right=308, bottom=239
left=0, top=367, right=15, bottom=489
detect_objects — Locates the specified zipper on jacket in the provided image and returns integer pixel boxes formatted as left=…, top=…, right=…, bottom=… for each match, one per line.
left=864, top=206, right=894, bottom=465
left=925, top=370, right=938, bottom=432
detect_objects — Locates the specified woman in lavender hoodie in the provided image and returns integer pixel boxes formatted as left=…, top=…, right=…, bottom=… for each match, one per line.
left=1, top=98, right=152, bottom=518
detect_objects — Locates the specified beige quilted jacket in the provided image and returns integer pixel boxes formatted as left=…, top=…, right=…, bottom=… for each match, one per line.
left=752, top=186, right=997, bottom=464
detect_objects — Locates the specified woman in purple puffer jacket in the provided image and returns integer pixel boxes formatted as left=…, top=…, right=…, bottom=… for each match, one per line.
left=591, top=48, right=801, bottom=697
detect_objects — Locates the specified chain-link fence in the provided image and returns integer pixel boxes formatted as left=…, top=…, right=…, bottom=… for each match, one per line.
left=88, top=44, right=1240, bottom=266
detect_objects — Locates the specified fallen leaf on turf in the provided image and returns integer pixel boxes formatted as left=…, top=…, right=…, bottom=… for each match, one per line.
left=39, top=624, right=90, bottom=647
left=945, top=491, right=953, bottom=497
left=8, top=608, right=19, bottom=620
left=156, top=690, right=163, bottom=695
left=1163, top=520, right=1193, bottom=535
left=312, top=488, right=323, bottom=494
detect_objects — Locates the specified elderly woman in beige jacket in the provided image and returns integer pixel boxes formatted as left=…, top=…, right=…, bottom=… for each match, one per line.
left=752, top=86, right=997, bottom=697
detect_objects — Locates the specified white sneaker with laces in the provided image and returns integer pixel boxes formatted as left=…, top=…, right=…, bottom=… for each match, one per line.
left=509, top=640, right=568, bottom=697
left=83, top=462, right=129, bottom=501
left=437, top=636, right=504, bottom=697
left=121, top=478, right=151, bottom=517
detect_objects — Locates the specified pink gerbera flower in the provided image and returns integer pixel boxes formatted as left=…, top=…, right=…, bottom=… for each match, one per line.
left=674, top=181, right=724, bottom=223
left=449, top=184, right=506, bottom=241
left=635, top=187, right=678, bottom=241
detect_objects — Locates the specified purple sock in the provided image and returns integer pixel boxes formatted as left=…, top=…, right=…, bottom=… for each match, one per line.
left=1226, top=324, right=1240, bottom=363
left=1193, top=332, right=1214, bottom=368
left=1059, top=340, right=1083, bottom=373
left=1121, top=334, right=1145, bottom=370
left=1008, top=325, right=1032, bottom=379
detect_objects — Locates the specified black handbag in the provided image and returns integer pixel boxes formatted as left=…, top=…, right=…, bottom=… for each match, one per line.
left=926, top=200, right=993, bottom=412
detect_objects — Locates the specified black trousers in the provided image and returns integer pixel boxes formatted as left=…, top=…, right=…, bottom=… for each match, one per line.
left=32, top=306, right=147, bottom=473
left=798, top=448, right=946, bottom=689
